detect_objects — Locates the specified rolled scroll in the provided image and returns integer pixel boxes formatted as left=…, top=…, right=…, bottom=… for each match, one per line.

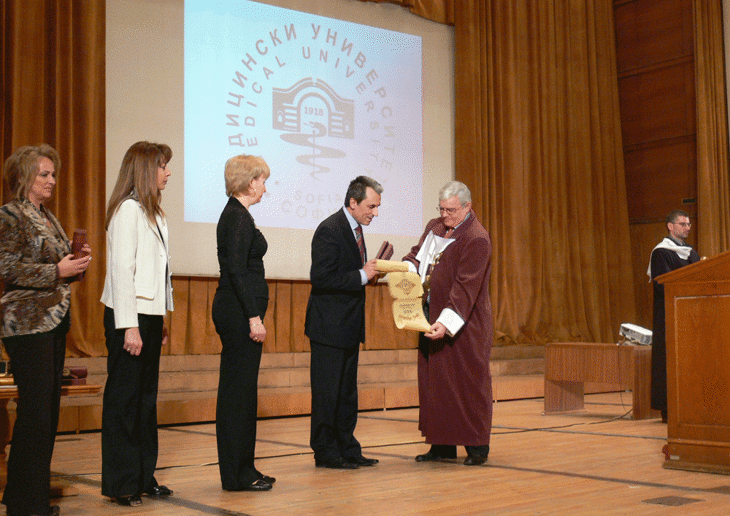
left=375, top=259, right=410, bottom=273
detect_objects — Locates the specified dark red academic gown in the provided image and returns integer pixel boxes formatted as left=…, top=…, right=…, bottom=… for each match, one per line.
left=404, top=210, right=493, bottom=446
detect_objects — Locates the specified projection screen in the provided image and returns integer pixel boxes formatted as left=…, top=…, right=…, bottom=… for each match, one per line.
left=106, top=0, right=454, bottom=279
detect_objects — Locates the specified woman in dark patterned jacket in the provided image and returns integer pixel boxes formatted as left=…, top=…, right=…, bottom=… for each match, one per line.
left=0, top=144, right=91, bottom=516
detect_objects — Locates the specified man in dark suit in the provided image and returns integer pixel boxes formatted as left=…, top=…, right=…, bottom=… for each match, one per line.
left=305, top=176, right=383, bottom=469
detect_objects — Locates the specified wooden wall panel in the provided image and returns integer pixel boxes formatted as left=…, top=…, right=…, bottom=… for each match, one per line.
left=624, top=138, right=696, bottom=220
left=166, top=277, right=419, bottom=355
left=618, top=62, right=696, bottom=147
left=614, top=0, right=697, bottom=331
left=614, top=0, right=693, bottom=73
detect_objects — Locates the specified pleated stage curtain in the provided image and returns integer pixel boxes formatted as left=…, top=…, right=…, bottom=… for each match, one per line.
left=694, top=0, right=730, bottom=257
left=1, top=0, right=107, bottom=356
left=476, top=0, right=636, bottom=344
left=362, top=0, right=637, bottom=345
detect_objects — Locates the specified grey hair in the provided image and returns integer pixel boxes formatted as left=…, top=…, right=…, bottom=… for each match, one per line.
left=439, top=181, right=471, bottom=206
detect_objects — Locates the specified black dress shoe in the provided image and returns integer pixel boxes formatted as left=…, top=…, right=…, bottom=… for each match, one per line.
left=346, top=456, right=379, bottom=466
left=464, top=454, right=488, bottom=466
left=110, top=494, right=142, bottom=507
left=464, top=445, right=489, bottom=465
left=315, top=457, right=360, bottom=469
left=415, top=451, right=441, bottom=462
left=416, top=449, right=457, bottom=462
left=145, top=485, right=173, bottom=497
left=416, top=444, right=457, bottom=462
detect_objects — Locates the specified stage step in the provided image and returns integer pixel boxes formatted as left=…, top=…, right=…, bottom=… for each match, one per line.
left=49, top=348, right=546, bottom=432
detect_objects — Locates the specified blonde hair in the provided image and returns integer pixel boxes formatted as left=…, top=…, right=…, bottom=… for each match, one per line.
left=224, top=155, right=270, bottom=197
left=3, top=144, right=61, bottom=201
left=105, top=141, right=172, bottom=229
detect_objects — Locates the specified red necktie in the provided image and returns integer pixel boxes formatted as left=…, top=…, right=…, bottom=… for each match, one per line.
left=355, top=225, right=366, bottom=264
left=445, top=228, right=454, bottom=238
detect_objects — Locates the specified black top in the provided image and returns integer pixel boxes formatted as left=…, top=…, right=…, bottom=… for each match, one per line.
left=216, top=197, right=268, bottom=318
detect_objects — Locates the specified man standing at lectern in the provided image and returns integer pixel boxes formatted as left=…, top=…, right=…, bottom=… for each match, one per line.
left=403, top=181, right=493, bottom=465
left=648, top=209, right=700, bottom=423
left=305, top=176, right=382, bottom=469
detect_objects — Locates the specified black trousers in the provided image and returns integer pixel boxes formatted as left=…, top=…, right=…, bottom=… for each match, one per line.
left=212, top=293, right=267, bottom=490
left=309, top=341, right=362, bottom=462
left=101, top=307, right=163, bottom=498
left=2, top=314, right=68, bottom=516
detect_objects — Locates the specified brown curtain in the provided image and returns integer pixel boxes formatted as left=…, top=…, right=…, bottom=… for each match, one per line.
left=479, top=1, right=635, bottom=344
left=357, top=0, right=454, bottom=25
left=1, top=0, right=107, bottom=356
left=3, top=0, right=641, bottom=355
left=362, top=0, right=636, bottom=344
left=694, top=0, right=730, bottom=256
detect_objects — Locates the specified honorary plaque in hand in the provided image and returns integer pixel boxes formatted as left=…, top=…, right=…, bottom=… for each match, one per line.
left=375, top=240, right=394, bottom=260
left=385, top=271, right=431, bottom=333
left=72, top=229, right=88, bottom=280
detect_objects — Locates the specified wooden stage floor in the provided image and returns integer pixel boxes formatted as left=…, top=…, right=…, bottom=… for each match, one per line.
left=42, top=393, right=730, bottom=515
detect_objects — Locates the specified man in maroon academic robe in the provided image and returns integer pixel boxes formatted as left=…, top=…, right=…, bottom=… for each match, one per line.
left=403, top=181, right=493, bottom=466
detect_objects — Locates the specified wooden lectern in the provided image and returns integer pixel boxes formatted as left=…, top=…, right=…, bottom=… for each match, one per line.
left=657, top=250, right=730, bottom=474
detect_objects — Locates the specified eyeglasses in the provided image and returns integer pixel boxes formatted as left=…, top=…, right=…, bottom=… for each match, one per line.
left=673, top=222, right=691, bottom=227
left=437, top=206, right=461, bottom=215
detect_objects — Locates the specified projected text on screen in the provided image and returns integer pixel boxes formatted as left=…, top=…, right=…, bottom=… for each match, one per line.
left=184, top=0, right=423, bottom=235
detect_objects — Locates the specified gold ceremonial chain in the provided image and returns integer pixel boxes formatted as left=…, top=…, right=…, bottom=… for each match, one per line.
left=423, top=252, right=442, bottom=294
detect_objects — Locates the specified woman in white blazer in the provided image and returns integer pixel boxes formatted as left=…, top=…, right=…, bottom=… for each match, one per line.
left=100, top=141, right=174, bottom=507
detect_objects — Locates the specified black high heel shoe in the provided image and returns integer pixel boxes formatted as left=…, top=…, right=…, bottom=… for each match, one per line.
left=145, top=485, right=173, bottom=497
left=8, top=505, right=60, bottom=516
left=241, top=479, right=272, bottom=491
left=110, top=494, right=142, bottom=507
left=256, top=469, right=276, bottom=484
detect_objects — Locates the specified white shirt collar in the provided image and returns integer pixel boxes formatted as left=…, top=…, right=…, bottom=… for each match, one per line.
left=342, top=206, right=359, bottom=231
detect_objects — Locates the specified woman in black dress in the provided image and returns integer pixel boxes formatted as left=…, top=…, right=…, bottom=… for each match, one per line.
left=212, top=154, right=274, bottom=491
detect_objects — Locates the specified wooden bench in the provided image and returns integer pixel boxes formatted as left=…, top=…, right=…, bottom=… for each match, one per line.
left=543, top=342, right=659, bottom=420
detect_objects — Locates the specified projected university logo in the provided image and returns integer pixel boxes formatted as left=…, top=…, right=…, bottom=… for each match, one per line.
left=272, top=78, right=354, bottom=180
left=273, top=78, right=354, bottom=138
left=221, top=23, right=409, bottom=225
left=184, top=1, right=423, bottom=236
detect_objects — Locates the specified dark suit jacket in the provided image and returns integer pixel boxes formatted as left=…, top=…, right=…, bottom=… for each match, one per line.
left=305, top=208, right=366, bottom=349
